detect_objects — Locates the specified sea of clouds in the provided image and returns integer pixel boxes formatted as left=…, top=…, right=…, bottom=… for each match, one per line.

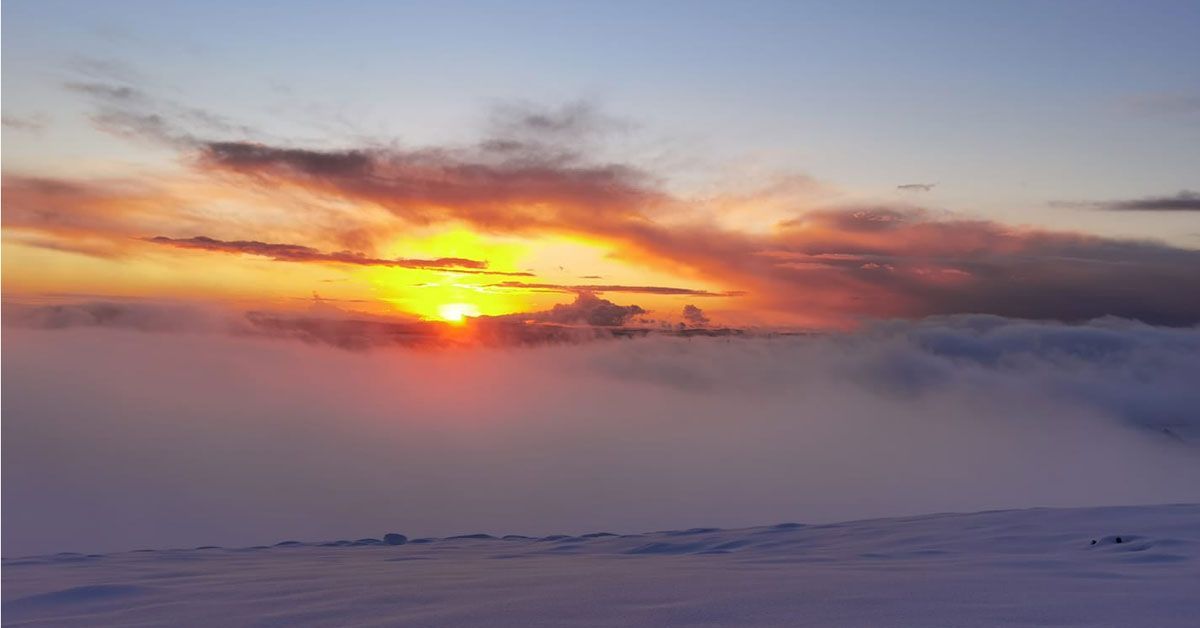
left=3, top=309, right=1198, bottom=556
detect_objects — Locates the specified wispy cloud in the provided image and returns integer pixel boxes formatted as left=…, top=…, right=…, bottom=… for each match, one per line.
left=487, top=281, right=738, bottom=297
left=66, top=80, right=253, bottom=146
left=1093, top=191, right=1200, bottom=212
left=1, top=174, right=188, bottom=257
left=1127, top=92, right=1200, bottom=115
left=2, top=114, right=49, bottom=132
left=146, top=235, right=531, bottom=275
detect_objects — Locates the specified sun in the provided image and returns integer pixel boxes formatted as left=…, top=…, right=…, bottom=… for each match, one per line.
left=437, top=302, right=481, bottom=324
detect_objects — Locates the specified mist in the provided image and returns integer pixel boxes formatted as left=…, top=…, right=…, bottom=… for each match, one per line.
left=4, top=317, right=1198, bottom=556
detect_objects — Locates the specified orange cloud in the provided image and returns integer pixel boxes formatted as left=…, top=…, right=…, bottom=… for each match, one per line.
left=11, top=90, right=1200, bottom=327
left=192, top=141, right=1200, bottom=325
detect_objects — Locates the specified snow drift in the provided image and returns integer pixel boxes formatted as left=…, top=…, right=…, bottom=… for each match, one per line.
left=4, top=504, right=1199, bottom=627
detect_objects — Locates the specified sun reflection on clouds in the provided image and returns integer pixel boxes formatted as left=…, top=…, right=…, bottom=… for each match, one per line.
left=366, top=228, right=537, bottom=320
left=364, top=227, right=680, bottom=321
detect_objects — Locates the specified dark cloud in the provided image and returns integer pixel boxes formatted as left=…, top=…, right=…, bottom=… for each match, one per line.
left=242, top=312, right=450, bottom=350
left=682, top=304, right=710, bottom=327
left=2, top=299, right=653, bottom=350
left=198, top=139, right=661, bottom=231
left=760, top=210, right=1200, bottom=326
left=146, top=235, right=530, bottom=275
left=202, top=142, right=371, bottom=176
left=2, top=299, right=227, bottom=333
left=1098, top=191, right=1200, bottom=212
left=503, top=292, right=648, bottom=327
left=897, top=183, right=935, bottom=192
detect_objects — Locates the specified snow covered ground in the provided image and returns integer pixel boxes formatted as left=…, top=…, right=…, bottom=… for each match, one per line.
left=4, top=504, right=1198, bottom=627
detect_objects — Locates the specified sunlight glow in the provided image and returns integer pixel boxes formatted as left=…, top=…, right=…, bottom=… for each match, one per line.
left=438, top=302, right=481, bottom=323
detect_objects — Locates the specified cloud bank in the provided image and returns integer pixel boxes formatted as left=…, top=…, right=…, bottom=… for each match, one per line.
left=4, top=319, right=1198, bottom=555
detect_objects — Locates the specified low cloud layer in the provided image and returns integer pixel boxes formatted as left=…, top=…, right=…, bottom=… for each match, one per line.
left=3, top=299, right=656, bottom=350
left=4, top=318, right=1198, bottom=555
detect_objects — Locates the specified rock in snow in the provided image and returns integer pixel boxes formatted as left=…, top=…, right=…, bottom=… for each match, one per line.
left=3, top=504, right=1199, bottom=627
left=382, top=533, right=407, bottom=546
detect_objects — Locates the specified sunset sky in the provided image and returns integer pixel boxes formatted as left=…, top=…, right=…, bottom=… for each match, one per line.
left=4, top=0, right=1199, bottom=330
left=6, top=4, right=1200, bottom=607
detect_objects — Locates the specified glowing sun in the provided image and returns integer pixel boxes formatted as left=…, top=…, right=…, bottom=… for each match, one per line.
left=437, top=302, right=481, bottom=324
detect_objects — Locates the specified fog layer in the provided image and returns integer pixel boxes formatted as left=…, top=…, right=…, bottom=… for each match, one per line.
left=4, top=317, right=1198, bottom=555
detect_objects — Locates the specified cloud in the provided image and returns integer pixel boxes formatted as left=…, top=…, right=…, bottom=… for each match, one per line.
left=0, top=175, right=183, bottom=257
left=2, top=114, right=49, bottom=132
left=897, top=183, right=935, bottom=192
left=2, top=297, right=657, bottom=350
left=66, top=55, right=149, bottom=85
left=1127, top=93, right=1200, bottom=115
left=146, top=235, right=529, bottom=275
left=36, top=87, right=1200, bottom=326
left=485, top=100, right=630, bottom=152
left=487, top=281, right=737, bottom=297
left=4, top=317, right=1198, bottom=554
left=682, top=304, right=710, bottom=326
left=2, top=299, right=233, bottom=334
left=66, top=80, right=252, bottom=146
left=197, top=140, right=662, bottom=232
left=192, top=137, right=1200, bottom=325
left=1093, top=191, right=1200, bottom=212
left=507, top=291, right=648, bottom=327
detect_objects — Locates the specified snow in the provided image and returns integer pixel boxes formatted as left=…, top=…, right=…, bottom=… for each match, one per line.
left=5, top=504, right=1198, bottom=627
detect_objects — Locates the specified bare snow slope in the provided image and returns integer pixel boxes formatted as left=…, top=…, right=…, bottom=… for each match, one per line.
left=4, top=504, right=1199, bottom=627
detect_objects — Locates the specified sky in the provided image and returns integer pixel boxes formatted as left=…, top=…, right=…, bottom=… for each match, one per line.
left=3, top=0, right=1199, bottom=329
left=3, top=1, right=1200, bottom=557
